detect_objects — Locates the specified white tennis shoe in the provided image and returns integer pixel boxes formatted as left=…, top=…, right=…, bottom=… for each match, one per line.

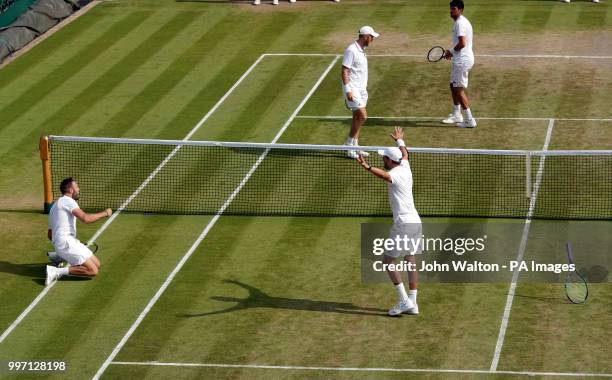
left=442, top=113, right=463, bottom=124
left=45, top=265, right=60, bottom=286
left=457, top=118, right=477, bottom=128
left=352, top=142, right=369, bottom=157
left=404, top=302, right=419, bottom=315
left=388, top=298, right=415, bottom=316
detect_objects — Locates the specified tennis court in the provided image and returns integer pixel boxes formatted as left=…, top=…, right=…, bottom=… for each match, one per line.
left=0, top=1, right=610, bottom=379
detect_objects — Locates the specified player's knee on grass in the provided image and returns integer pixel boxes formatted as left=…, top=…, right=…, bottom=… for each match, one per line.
left=91, top=255, right=101, bottom=270
left=83, top=258, right=99, bottom=276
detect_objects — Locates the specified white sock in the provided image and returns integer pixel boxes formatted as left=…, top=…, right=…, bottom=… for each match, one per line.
left=395, top=283, right=408, bottom=302
left=345, top=136, right=355, bottom=146
left=353, top=139, right=359, bottom=147
left=464, top=108, right=473, bottom=120
left=408, top=289, right=417, bottom=304
left=453, top=104, right=461, bottom=115
left=58, top=267, right=70, bottom=277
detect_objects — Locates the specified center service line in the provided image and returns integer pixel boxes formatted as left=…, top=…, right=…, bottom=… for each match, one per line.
left=490, top=119, right=555, bottom=371
left=92, top=55, right=341, bottom=380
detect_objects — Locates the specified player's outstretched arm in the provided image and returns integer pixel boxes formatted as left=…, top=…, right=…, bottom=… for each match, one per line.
left=390, top=126, right=408, bottom=160
left=72, top=208, right=112, bottom=224
left=356, top=155, right=392, bottom=182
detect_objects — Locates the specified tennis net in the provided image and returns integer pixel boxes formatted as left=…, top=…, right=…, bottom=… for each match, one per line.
left=45, top=135, right=612, bottom=220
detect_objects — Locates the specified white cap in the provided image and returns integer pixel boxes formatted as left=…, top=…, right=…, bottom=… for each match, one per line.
left=377, top=147, right=402, bottom=162
left=359, top=25, right=380, bottom=38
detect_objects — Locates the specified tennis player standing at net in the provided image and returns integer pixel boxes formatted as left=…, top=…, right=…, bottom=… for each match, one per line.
left=342, top=26, right=379, bottom=158
left=442, top=0, right=476, bottom=128
left=45, top=178, right=112, bottom=286
left=356, top=127, right=421, bottom=316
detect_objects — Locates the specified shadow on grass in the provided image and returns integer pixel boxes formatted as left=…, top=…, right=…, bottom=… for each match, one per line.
left=180, top=279, right=388, bottom=318
left=513, top=292, right=567, bottom=304
left=32, top=276, right=92, bottom=286
left=0, top=261, right=46, bottom=278
left=0, top=261, right=92, bottom=285
left=313, top=118, right=453, bottom=129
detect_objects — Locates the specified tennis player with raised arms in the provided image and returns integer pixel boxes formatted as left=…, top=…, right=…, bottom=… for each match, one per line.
left=356, top=127, right=421, bottom=316
left=46, top=177, right=112, bottom=286
left=442, top=0, right=476, bottom=128
left=342, top=25, right=379, bottom=158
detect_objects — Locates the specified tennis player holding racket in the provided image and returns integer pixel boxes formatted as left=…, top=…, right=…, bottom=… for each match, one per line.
left=442, top=0, right=477, bottom=128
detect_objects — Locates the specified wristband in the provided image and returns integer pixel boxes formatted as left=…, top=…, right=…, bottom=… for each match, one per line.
left=367, top=166, right=372, bottom=171
left=396, top=139, right=405, bottom=147
left=343, top=83, right=351, bottom=94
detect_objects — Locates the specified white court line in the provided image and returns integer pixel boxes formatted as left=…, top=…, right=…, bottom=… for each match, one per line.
left=266, top=52, right=612, bottom=59
left=92, top=55, right=341, bottom=380
left=0, top=54, right=268, bottom=345
left=490, top=119, right=555, bottom=372
left=110, top=361, right=612, bottom=378
left=295, top=115, right=612, bottom=122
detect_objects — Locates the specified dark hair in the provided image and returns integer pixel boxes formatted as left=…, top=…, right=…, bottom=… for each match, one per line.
left=450, top=0, right=464, bottom=9
left=60, top=177, right=75, bottom=194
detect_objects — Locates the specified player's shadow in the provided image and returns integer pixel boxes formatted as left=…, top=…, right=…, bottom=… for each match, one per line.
left=0, top=261, right=45, bottom=278
left=317, top=118, right=452, bottom=129
left=513, top=293, right=567, bottom=304
left=0, top=261, right=92, bottom=285
left=180, top=280, right=388, bottom=318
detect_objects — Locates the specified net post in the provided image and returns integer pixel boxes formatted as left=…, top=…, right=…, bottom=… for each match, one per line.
left=39, top=136, right=53, bottom=214
left=525, top=152, right=532, bottom=198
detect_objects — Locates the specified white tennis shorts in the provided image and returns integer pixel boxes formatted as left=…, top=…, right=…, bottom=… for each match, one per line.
left=450, top=59, right=474, bottom=88
left=344, top=87, right=368, bottom=112
left=385, top=222, right=423, bottom=259
left=54, top=236, right=93, bottom=266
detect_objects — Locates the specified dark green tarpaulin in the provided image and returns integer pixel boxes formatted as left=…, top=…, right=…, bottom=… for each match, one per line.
left=0, top=0, right=81, bottom=63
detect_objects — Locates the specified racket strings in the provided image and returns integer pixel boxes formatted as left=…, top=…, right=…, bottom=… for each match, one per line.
left=565, top=273, right=588, bottom=303
left=427, top=46, right=445, bottom=62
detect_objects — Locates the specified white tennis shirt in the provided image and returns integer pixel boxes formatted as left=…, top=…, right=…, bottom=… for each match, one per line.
left=452, top=15, right=474, bottom=63
left=48, top=195, right=79, bottom=243
left=387, top=160, right=421, bottom=223
left=342, top=41, right=368, bottom=90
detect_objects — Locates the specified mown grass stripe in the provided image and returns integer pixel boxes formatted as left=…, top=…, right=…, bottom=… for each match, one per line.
left=0, top=11, right=153, bottom=134
left=92, top=13, right=231, bottom=138
left=0, top=8, right=106, bottom=88
left=157, top=15, right=301, bottom=141
left=2, top=12, right=201, bottom=161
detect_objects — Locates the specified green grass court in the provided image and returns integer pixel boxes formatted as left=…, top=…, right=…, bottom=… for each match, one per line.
left=0, top=0, right=611, bottom=379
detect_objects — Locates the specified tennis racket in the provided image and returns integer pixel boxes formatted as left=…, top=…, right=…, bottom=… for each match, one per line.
left=564, top=242, right=588, bottom=304
left=88, top=242, right=99, bottom=255
left=427, top=46, right=446, bottom=62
